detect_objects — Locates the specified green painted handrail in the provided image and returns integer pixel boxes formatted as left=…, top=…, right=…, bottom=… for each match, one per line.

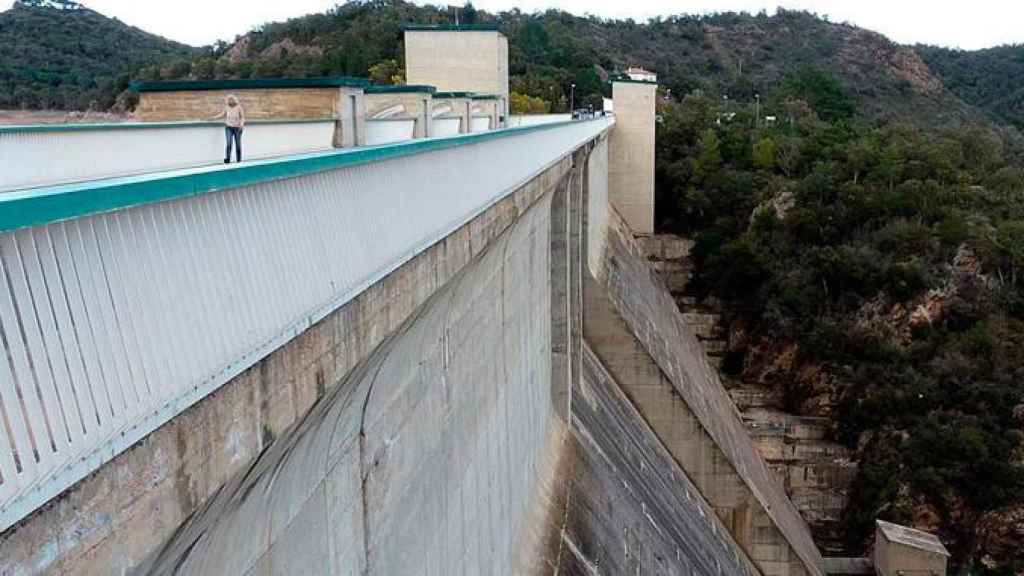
left=0, top=117, right=612, bottom=233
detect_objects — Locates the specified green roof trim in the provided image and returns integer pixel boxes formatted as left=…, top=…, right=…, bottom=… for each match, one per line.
left=0, top=118, right=335, bottom=135
left=0, top=117, right=610, bottom=233
left=434, top=91, right=474, bottom=99
left=403, top=23, right=500, bottom=32
left=364, top=84, right=437, bottom=94
left=131, top=76, right=370, bottom=93
left=610, top=77, right=658, bottom=86
left=468, top=94, right=500, bottom=100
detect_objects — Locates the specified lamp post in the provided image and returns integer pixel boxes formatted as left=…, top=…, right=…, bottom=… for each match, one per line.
left=755, top=93, right=761, bottom=129
left=570, top=83, right=575, bottom=116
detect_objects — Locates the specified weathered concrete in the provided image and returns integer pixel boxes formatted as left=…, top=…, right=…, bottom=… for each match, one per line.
left=0, top=153, right=572, bottom=576
left=431, top=95, right=470, bottom=134
left=641, top=233, right=857, bottom=555
left=583, top=207, right=825, bottom=576
left=2, top=108, right=832, bottom=575
left=557, top=344, right=760, bottom=575
left=135, top=87, right=358, bottom=123
left=874, top=520, right=949, bottom=576
left=608, top=80, right=656, bottom=234
left=132, top=144, right=764, bottom=575
left=137, top=191, right=560, bottom=575
left=404, top=29, right=510, bottom=118
left=364, top=91, right=433, bottom=138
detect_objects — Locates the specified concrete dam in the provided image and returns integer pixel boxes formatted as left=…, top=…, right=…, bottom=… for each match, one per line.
left=0, top=25, right=949, bottom=576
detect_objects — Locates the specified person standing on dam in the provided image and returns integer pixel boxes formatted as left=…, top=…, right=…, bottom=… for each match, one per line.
left=211, top=94, right=245, bottom=163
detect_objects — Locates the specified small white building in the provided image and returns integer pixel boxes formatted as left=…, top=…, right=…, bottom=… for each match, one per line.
left=625, top=66, right=657, bottom=83
left=874, top=520, right=949, bottom=576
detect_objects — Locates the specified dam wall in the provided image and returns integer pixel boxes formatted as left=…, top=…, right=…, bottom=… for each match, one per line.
left=136, top=140, right=762, bottom=575
left=0, top=120, right=609, bottom=574
left=138, top=191, right=560, bottom=575
left=1, top=102, right=833, bottom=576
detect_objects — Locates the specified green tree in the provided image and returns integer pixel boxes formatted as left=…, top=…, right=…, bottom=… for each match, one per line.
left=752, top=136, right=777, bottom=171
left=509, top=91, right=551, bottom=114
left=784, top=67, right=855, bottom=122
left=368, top=59, right=405, bottom=85
left=460, top=2, right=478, bottom=25
left=693, top=129, right=722, bottom=183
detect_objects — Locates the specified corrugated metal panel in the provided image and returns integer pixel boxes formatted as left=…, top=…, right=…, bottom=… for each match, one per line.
left=0, top=121, right=337, bottom=192
left=0, top=116, right=613, bottom=530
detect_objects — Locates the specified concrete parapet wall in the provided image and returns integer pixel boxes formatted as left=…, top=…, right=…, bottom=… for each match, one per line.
left=0, top=120, right=338, bottom=191
left=0, top=155, right=571, bottom=575
left=364, top=92, right=432, bottom=138
left=507, top=114, right=572, bottom=128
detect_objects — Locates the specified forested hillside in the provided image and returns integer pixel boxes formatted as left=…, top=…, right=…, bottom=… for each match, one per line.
left=656, top=67, right=1024, bottom=576
left=919, top=43, right=1024, bottom=131
left=134, top=1, right=1004, bottom=136
left=0, top=0, right=193, bottom=110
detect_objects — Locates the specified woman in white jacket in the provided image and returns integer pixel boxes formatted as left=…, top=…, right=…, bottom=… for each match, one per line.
left=211, top=94, right=246, bottom=163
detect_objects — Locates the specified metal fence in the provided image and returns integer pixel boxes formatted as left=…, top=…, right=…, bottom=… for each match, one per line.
left=0, top=116, right=613, bottom=531
left=0, top=119, right=337, bottom=192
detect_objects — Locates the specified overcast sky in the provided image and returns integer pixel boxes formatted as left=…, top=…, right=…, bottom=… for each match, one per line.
left=5, top=0, right=1023, bottom=50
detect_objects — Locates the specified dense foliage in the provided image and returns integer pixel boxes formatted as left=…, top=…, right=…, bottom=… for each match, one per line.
left=920, top=43, right=1024, bottom=131
left=116, top=1, right=1021, bottom=132
left=657, top=69, right=1024, bottom=573
left=0, top=0, right=193, bottom=110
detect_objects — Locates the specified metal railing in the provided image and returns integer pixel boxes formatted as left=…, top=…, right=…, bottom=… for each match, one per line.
left=0, top=116, right=613, bottom=530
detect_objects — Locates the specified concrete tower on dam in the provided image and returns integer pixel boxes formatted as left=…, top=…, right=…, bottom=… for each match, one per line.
left=608, top=78, right=657, bottom=235
left=0, top=23, right=951, bottom=576
left=404, top=24, right=511, bottom=122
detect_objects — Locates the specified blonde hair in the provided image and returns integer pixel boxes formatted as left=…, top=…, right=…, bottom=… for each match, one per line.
left=226, top=94, right=239, bottom=105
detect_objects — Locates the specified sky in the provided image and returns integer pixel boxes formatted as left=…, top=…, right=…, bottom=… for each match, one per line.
left=4, top=0, right=1023, bottom=50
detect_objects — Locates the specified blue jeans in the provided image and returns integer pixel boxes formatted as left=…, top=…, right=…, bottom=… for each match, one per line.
left=224, top=126, right=243, bottom=163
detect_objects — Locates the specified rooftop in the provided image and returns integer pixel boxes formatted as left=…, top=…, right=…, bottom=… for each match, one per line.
left=403, top=23, right=501, bottom=32
left=364, top=84, right=437, bottom=94
left=876, top=520, right=950, bottom=557
left=611, top=76, right=658, bottom=86
left=131, top=77, right=370, bottom=92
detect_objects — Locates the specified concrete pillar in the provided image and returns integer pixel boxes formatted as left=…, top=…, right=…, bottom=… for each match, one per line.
left=334, top=87, right=366, bottom=148
left=608, top=80, right=657, bottom=235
